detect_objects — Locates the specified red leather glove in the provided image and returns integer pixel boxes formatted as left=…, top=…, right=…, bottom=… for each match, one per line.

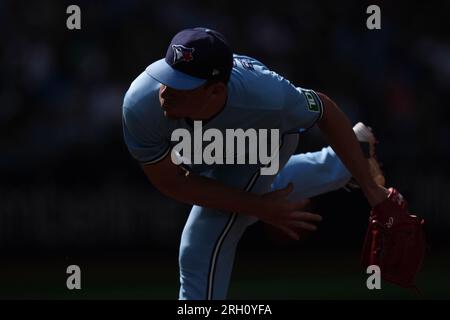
left=361, top=188, right=426, bottom=289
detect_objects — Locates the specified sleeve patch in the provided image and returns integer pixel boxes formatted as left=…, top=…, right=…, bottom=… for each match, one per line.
left=303, top=90, right=321, bottom=112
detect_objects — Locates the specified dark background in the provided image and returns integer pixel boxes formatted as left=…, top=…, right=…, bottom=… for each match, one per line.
left=1, top=0, right=449, bottom=299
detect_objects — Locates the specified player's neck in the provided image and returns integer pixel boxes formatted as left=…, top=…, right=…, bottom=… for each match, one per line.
left=189, top=89, right=228, bottom=123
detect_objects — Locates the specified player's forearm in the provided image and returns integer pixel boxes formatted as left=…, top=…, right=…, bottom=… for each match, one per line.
left=316, top=93, right=380, bottom=196
left=159, top=171, right=262, bottom=216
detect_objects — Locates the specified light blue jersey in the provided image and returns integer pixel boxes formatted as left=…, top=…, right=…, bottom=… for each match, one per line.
left=123, top=55, right=323, bottom=169
left=122, top=54, right=351, bottom=300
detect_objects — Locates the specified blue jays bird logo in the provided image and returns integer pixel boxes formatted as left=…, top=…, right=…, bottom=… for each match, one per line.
left=172, top=45, right=195, bottom=64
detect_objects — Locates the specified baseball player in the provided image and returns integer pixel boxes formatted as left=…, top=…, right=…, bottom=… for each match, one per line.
left=122, top=27, right=388, bottom=300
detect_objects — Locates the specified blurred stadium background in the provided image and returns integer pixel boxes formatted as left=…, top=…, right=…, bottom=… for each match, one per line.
left=1, top=0, right=449, bottom=299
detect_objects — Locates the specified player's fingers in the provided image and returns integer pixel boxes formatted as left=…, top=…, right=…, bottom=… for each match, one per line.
left=275, top=225, right=300, bottom=240
left=288, top=220, right=318, bottom=232
left=289, top=211, right=323, bottom=222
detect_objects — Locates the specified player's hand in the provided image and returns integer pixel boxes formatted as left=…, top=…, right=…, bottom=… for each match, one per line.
left=257, top=183, right=322, bottom=240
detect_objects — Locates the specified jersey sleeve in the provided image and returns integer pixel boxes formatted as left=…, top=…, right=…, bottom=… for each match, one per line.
left=281, top=84, right=324, bottom=132
left=122, top=101, right=170, bottom=165
left=230, top=55, right=323, bottom=132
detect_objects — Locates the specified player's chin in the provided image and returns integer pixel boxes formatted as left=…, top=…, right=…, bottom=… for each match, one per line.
left=163, top=110, right=182, bottom=119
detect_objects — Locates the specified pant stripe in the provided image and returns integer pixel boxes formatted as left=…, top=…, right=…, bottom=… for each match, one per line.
left=205, top=132, right=296, bottom=299
left=206, top=169, right=261, bottom=300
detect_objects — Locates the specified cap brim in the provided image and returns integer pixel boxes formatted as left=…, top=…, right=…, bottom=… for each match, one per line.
left=145, top=59, right=207, bottom=90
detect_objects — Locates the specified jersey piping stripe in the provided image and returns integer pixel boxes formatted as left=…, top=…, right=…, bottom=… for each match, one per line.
left=140, top=145, right=171, bottom=165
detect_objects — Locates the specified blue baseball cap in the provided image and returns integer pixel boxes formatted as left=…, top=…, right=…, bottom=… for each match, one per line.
left=146, top=27, right=233, bottom=90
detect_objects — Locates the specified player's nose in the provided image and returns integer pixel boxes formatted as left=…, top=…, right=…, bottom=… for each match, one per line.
left=160, top=84, right=177, bottom=99
left=160, top=85, right=168, bottom=97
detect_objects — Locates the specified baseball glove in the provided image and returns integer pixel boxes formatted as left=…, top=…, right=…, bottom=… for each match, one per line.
left=361, top=188, right=426, bottom=289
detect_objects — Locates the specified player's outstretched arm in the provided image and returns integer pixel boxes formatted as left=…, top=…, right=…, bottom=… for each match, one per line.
left=316, top=92, right=388, bottom=207
left=142, top=154, right=322, bottom=240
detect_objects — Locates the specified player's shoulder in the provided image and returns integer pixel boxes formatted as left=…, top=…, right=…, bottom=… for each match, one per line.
left=231, top=54, right=279, bottom=88
left=123, top=69, right=161, bottom=115
left=228, top=54, right=298, bottom=111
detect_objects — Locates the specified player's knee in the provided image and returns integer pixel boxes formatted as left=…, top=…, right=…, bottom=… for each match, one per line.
left=178, top=242, right=200, bottom=271
left=320, top=147, right=352, bottom=184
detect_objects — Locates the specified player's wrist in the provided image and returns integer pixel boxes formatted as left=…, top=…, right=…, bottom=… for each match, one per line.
left=363, top=184, right=389, bottom=207
left=232, top=191, right=265, bottom=217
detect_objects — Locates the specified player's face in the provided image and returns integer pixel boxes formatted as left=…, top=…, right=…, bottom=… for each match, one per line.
left=159, top=84, right=212, bottom=119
